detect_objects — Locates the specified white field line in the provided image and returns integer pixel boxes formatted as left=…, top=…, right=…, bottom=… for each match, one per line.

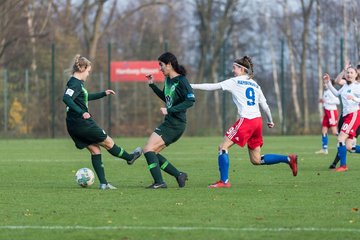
left=0, top=225, right=360, bottom=233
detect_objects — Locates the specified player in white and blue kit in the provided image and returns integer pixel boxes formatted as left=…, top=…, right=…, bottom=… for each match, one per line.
left=315, top=82, right=340, bottom=154
left=191, top=56, right=298, bottom=188
left=324, top=67, right=360, bottom=172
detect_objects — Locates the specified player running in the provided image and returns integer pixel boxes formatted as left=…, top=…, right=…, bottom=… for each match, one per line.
left=143, top=52, right=195, bottom=189
left=191, top=56, right=298, bottom=188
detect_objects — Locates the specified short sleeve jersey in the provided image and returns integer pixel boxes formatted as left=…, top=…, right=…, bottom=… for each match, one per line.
left=64, top=77, right=89, bottom=120
left=219, top=75, right=268, bottom=119
left=163, top=75, right=195, bottom=124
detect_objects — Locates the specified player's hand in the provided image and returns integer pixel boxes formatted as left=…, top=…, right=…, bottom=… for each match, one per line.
left=146, top=74, right=154, bottom=84
left=346, top=95, right=354, bottom=101
left=160, top=107, right=168, bottom=115
left=105, top=89, right=115, bottom=95
left=344, top=61, right=351, bottom=71
left=82, top=112, right=91, bottom=119
left=323, top=73, right=330, bottom=83
left=267, top=122, right=275, bottom=128
left=319, top=98, right=324, bottom=103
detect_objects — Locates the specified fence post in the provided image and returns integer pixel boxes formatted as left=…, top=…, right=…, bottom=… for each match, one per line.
left=51, top=43, right=55, bottom=138
left=25, top=69, right=29, bottom=133
left=221, top=40, right=227, bottom=135
left=340, top=38, right=344, bottom=70
left=100, top=72, right=104, bottom=127
left=3, top=69, right=8, bottom=133
left=107, top=42, right=112, bottom=135
left=281, top=39, right=286, bottom=135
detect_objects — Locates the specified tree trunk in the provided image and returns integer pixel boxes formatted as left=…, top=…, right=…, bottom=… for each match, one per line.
left=269, top=40, right=283, bottom=125
left=316, top=0, right=323, bottom=122
left=284, top=0, right=302, bottom=125
left=26, top=2, right=38, bottom=85
left=343, top=0, right=348, bottom=62
left=353, top=3, right=360, bottom=61
left=300, top=0, right=314, bottom=134
left=193, top=0, right=238, bottom=134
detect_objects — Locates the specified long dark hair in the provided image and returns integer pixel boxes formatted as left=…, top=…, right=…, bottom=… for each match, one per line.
left=158, top=52, right=187, bottom=76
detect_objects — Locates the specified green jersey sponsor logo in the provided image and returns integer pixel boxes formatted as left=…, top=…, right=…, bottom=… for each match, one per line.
left=164, top=80, right=178, bottom=108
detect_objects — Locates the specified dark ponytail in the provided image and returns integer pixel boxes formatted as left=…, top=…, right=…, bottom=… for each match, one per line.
left=234, top=55, right=254, bottom=79
left=158, top=52, right=187, bottom=76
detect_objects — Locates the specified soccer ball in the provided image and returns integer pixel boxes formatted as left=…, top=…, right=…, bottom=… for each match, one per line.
left=75, top=168, right=95, bottom=187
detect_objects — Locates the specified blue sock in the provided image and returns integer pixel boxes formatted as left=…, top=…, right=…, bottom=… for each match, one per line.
left=337, top=144, right=347, bottom=166
left=322, top=134, right=328, bottom=150
left=351, top=145, right=360, bottom=153
left=218, top=150, right=229, bottom=183
left=261, top=154, right=289, bottom=165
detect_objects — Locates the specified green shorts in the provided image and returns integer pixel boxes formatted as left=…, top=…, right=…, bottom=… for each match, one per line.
left=66, top=118, right=107, bottom=149
left=154, top=121, right=186, bottom=146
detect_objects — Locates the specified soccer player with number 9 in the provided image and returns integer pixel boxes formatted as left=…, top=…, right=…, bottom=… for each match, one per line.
left=191, top=56, right=298, bottom=188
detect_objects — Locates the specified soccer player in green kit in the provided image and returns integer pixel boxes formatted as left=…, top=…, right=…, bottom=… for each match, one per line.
left=63, top=55, right=142, bottom=190
left=144, top=52, right=195, bottom=189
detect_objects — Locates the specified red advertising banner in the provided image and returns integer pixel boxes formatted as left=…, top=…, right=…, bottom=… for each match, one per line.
left=110, top=61, right=164, bottom=82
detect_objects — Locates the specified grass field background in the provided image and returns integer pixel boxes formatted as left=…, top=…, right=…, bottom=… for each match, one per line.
left=0, top=136, right=359, bottom=240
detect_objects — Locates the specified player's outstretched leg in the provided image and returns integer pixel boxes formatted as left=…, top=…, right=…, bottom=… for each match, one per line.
left=261, top=154, right=298, bottom=176
left=127, top=147, right=143, bottom=165
left=107, top=144, right=142, bottom=165
left=350, top=145, right=360, bottom=153
left=157, top=154, right=188, bottom=188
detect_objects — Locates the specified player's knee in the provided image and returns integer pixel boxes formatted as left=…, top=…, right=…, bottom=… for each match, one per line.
left=143, top=144, right=156, bottom=153
left=346, top=144, right=354, bottom=151
left=87, top=145, right=100, bottom=155
left=219, top=145, right=228, bottom=152
left=102, top=136, right=114, bottom=150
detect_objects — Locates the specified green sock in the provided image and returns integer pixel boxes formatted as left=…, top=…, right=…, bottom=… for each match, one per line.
left=144, top=151, right=164, bottom=183
left=107, top=144, right=133, bottom=161
left=91, top=154, right=107, bottom=184
left=157, top=153, right=180, bottom=177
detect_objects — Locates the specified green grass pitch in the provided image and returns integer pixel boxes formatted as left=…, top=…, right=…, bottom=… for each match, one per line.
left=0, top=136, right=359, bottom=240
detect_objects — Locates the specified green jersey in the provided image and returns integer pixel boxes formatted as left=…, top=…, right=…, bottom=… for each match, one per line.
left=63, top=77, right=106, bottom=121
left=149, top=75, right=195, bottom=125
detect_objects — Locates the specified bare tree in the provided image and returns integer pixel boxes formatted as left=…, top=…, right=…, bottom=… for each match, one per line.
left=0, top=0, right=26, bottom=65
left=316, top=0, right=323, bottom=122
left=81, top=0, right=116, bottom=60
left=26, top=0, right=52, bottom=85
left=80, top=0, right=169, bottom=60
left=299, top=0, right=315, bottom=133
left=353, top=0, right=360, bottom=61
left=193, top=0, right=241, bottom=131
left=281, top=0, right=302, bottom=125
left=264, top=8, right=283, bottom=127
